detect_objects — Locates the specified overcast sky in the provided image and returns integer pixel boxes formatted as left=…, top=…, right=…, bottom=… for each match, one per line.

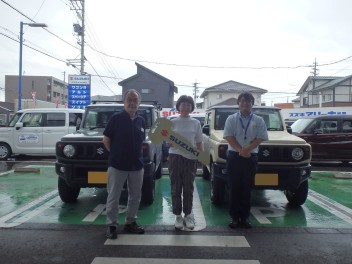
left=1, top=0, right=352, bottom=105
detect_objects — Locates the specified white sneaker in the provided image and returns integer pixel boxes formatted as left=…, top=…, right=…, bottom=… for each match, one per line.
left=175, top=215, right=184, bottom=230
left=184, top=213, right=195, bottom=230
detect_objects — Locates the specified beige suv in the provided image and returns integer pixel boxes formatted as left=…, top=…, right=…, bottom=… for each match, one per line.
left=202, top=105, right=312, bottom=207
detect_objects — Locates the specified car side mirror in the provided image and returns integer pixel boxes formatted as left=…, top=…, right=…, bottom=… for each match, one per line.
left=286, top=125, right=292, bottom=134
left=313, top=129, right=323, bottom=134
left=15, top=122, right=24, bottom=130
left=202, top=125, right=210, bottom=136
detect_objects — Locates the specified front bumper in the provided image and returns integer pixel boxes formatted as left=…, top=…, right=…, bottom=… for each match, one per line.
left=55, top=159, right=154, bottom=188
left=212, top=162, right=311, bottom=190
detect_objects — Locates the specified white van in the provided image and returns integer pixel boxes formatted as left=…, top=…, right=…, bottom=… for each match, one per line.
left=0, top=108, right=84, bottom=160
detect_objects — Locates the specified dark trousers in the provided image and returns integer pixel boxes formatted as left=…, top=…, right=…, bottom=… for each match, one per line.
left=168, top=154, right=197, bottom=215
left=227, top=151, right=258, bottom=219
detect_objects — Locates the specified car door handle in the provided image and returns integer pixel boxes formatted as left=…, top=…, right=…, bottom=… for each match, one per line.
left=44, top=130, right=53, bottom=133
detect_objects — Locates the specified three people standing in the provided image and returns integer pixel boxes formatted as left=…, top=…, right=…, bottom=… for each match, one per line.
left=223, top=92, right=268, bottom=228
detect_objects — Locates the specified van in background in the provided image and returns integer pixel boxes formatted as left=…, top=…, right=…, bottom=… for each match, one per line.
left=0, top=108, right=84, bottom=160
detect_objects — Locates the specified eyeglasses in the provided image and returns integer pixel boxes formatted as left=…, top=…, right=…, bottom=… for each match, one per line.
left=238, top=99, right=252, bottom=104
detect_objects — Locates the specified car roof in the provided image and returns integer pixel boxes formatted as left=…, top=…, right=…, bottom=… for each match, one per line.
left=207, top=105, right=280, bottom=110
left=296, top=115, right=352, bottom=120
left=17, top=108, right=84, bottom=113
left=86, top=103, right=154, bottom=108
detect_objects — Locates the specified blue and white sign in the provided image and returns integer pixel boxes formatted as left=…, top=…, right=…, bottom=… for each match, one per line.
left=68, top=75, right=91, bottom=109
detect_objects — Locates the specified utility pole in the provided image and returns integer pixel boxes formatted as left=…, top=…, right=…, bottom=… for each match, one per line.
left=193, top=80, right=199, bottom=107
left=309, top=58, right=318, bottom=108
left=62, top=71, right=66, bottom=104
left=69, top=0, right=85, bottom=74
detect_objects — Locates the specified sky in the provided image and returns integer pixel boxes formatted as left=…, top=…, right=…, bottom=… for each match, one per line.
left=1, top=0, right=352, bottom=106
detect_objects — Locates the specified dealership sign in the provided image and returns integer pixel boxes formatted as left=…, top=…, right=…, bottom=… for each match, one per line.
left=68, top=75, right=91, bottom=109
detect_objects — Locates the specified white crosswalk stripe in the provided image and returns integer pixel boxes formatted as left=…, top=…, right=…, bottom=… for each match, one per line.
left=95, top=234, right=259, bottom=264
left=92, top=258, right=260, bottom=264
left=104, top=234, right=250, bottom=247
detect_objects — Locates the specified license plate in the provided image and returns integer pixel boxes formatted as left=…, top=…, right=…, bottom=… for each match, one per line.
left=255, top=173, right=278, bottom=186
left=88, top=171, right=107, bottom=184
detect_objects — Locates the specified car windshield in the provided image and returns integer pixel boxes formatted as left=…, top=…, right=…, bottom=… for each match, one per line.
left=7, top=113, right=22, bottom=127
left=290, top=118, right=315, bottom=133
left=214, top=108, right=284, bottom=131
left=82, top=106, right=154, bottom=129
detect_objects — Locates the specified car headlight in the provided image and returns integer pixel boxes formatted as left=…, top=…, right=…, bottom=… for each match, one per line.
left=63, top=144, right=75, bottom=158
left=291, top=147, right=304, bottom=160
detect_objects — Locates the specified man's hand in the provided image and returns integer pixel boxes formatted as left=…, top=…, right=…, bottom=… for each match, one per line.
left=239, top=148, right=251, bottom=158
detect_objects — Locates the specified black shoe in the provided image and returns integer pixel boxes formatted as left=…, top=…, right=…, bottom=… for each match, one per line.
left=106, top=226, right=117, bottom=239
left=241, top=218, right=252, bottom=229
left=229, top=218, right=240, bottom=229
left=124, top=222, right=145, bottom=234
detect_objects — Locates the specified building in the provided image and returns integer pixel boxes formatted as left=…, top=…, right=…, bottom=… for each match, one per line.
left=296, top=75, right=352, bottom=107
left=199, top=80, right=268, bottom=109
left=118, top=63, right=178, bottom=108
left=5, top=75, right=68, bottom=108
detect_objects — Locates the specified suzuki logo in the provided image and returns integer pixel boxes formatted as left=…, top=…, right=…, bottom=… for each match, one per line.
left=161, top=129, right=168, bottom=137
left=262, top=149, right=270, bottom=157
left=97, top=147, right=104, bottom=155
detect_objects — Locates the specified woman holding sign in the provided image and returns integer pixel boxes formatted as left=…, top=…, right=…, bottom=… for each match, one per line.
left=168, top=95, right=203, bottom=230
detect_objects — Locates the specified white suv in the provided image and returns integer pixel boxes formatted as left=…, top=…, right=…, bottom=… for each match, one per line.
left=0, top=108, right=84, bottom=160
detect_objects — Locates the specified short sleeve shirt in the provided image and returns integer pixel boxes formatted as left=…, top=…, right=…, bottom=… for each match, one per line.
left=103, top=110, right=145, bottom=170
left=223, top=112, right=268, bottom=153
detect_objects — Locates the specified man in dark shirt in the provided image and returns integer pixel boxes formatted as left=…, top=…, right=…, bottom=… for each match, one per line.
left=103, top=89, right=145, bottom=239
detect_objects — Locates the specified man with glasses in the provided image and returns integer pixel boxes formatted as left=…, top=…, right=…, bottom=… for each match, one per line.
left=223, top=92, right=268, bottom=228
left=103, top=89, right=146, bottom=239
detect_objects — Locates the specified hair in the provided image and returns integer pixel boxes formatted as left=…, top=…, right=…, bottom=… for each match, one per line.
left=176, top=95, right=195, bottom=112
left=237, top=92, right=255, bottom=105
left=123, top=89, right=141, bottom=102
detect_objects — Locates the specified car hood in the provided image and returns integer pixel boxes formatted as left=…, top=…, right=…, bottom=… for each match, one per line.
left=59, top=129, right=152, bottom=142
left=209, top=130, right=309, bottom=145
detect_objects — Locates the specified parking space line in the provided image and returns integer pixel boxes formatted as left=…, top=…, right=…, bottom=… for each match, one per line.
left=105, top=234, right=250, bottom=247
left=191, top=181, right=207, bottom=231
left=82, top=204, right=106, bottom=222
left=92, top=258, right=259, bottom=264
left=0, top=190, right=59, bottom=228
left=308, top=190, right=352, bottom=224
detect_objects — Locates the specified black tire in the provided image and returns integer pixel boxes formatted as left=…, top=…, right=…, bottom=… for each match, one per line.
left=141, top=176, right=155, bottom=205
left=0, top=143, right=12, bottom=160
left=285, top=180, right=308, bottom=207
left=58, top=177, right=80, bottom=203
left=202, top=164, right=210, bottom=180
left=155, top=163, right=162, bottom=180
left=210, top=163, right=225, bottom=205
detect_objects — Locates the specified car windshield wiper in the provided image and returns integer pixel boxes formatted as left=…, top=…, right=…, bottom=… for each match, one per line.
left=267, top=128, right=283, bottom=131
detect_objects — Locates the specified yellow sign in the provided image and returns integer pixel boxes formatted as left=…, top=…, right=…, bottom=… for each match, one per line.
left=149, top=118, right=209, bottom=164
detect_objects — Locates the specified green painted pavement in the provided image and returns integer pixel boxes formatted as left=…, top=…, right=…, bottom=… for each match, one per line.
left=0, top=165, right=351, bottom=228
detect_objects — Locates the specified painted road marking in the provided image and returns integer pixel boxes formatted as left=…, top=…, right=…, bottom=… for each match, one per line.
left=92, top=258, right=259, bottom=264
left=0, top=190, right=59, bottom=228
left=251, top=207, right=286, bottom=224
left=81, top=180, right=206, bottom=230
left=82, top=204, right=106, bottom=222
left=188, top=181, right=206, bottom=231
left=308, top=190, right=352, bottom=225
left=105, top=234, right=250, bottom=247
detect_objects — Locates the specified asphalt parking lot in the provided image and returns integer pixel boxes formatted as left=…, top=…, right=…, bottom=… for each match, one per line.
left=0, top=158, right=352, bottom=264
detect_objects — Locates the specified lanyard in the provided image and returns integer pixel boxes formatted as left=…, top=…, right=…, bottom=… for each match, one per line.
left=239, top=113, right=253, bottom=140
